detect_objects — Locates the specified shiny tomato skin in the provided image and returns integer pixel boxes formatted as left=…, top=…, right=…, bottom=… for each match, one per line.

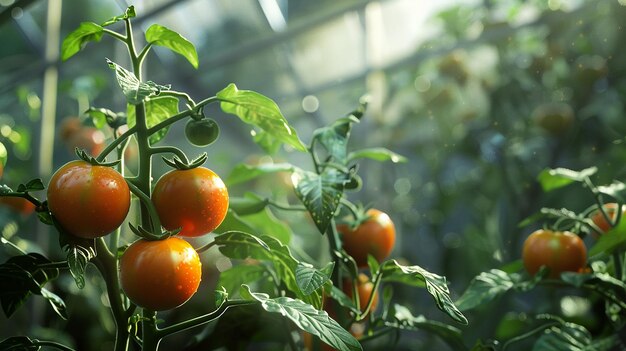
left=337, top=209, right=396, bottom=267
left=0, top=196, right=36, bottom=216
left=120, top=237, right=202, bottom=311
left=47, top=160, right=130, bottom=238
left=590, top=203, right=624, bottom=236
left=522, top=229, right=587, bottom=279
left=152, top=167, right=228, bottom=237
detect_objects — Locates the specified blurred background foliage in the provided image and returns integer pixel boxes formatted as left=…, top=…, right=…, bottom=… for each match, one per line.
left=1, top=0, right=626, bottom=350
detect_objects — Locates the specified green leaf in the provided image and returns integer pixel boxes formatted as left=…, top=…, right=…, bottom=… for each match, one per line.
left=16, top=179, right=44, bottom=193
left=145, top=24, right=198, bottom=69
left=101, top=6, right=136, bottom=27
left=292, top=168, right=348, bottom=234
left=597, top=181, right=626, bottom=203
left=107, top=59, right=171, bottom=105
left=239, top=208, right=293, bottom=245
left=537, top=167, right=597, bottom=192
left=0, top=141, right=7, bottom=166
left=127, top=96, right=179, bottom=144
left=214, top=210, right=256, bottom=234
left=312, top=116, right=359, bottom=163
left=218, top=264, right=270, bottom=297
left=589, top=215, right=626, bottom=257
left=217, top=84, right=307, bottom=152
left=252, top=130, right=282, bottom=154
left=213, top=231, right=321, bottom=307
left=533, top=321, right=592, bottom=351
left=226, top=162, right=295, bottom=186
left=85, top=107, right=118, bottom=129
left=327, top=284, right=359, bottom=314
left=61, top=22, right=104, bottom=61
left=0, top=336, right=40, bottom=350
left=381, top=260, right=467, bottom=324
left=66, top=244, right=96, bottom=289
left=561, top=272, right=626, bottom=302
left=347, top=147, right=408, bottom=163
left=385, top=304, right=467, bottom=351
left=455, top=269, right=516, bottom=311
left=0, top=253, right=62, bottom=318
left=40, top=288, right=68, bottom=320
left=228, top=194, right=269, bottom=216
left=295, top=262, right=333, bottom=296
left=241, top=286, right=362, bottom=351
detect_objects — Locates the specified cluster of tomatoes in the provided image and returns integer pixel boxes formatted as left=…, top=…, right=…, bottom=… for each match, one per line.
left=304, top=209, right=396, bottom=350
left=522, top=202, right=622, bottom=279
left=46, top=158, right=229, bottom=311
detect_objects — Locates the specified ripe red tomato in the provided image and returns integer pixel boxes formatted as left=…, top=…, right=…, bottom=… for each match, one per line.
left=337, top=209, right=396, bottom=267
left=0, top=196, right=36, bottom=216
left=66, top=127, right=106, bottom=157
left=47, top=160, right=130, bottom=238
left=590, top=203, right=624, bottom=236
left=120, top=237, right=202, bottom=311
left=522, top=229, right=587, bottom=279
left=58, top=116, right=82, bottom=142
left=152, top=167, right=228, bottom=237
left=343, top=273, right=379, bottom=315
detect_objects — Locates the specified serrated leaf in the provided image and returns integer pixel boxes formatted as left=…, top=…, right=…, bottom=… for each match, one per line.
left=101, top=6, right=136, bottom=27
left=455, top=269, right=516, bottom=311
left=296, top=262, right=333, bottom=296
left=61, top=22, right=104, bottom=61
left=347, top=148, right=407, bottom=163
left=252, top=129, right=282, bottom=154
left=145, top=24, right=198, bottom=69
left=381, top=260, right=467, bottom=324
left=214, top=210, right=257, bottom=235
left=385, top=304, right=466, bottom=351
left=241, top=286, right=362, bottom=351
left=292, top=168, right=348, bottom=234
left=127, top=96, right=178, bottom=144
left=226, top=163, right=295, bottom=186
left=217, top=83, right=307, bottom=152
left=107, top=59, right=170, bottom=105
left=214, top=231, right=321, bottom=307
left=537, top=167, right=597, bottom=192
left=66, top=244, right=96, bottom=289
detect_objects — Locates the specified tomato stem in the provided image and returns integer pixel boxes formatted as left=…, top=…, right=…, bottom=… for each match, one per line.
left=95, top=125, right=136, bottom=163
left=126, top=181, right=162, bottom=234
left=155, top=300, right=256, bottom=338
left=146, top=96, right=220, bottom=136
left=93, top=238, right=131, bottom=351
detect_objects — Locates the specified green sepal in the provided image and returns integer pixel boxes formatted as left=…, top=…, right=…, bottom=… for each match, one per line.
left=162, top=153, right=207, bottom=170
left=75, top=148, right=121, bottom=168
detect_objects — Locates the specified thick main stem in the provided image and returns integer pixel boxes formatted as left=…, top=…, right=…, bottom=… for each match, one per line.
left=94, top=238, right=130, bottom=351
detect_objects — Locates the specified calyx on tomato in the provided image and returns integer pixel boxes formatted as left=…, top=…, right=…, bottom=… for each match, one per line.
left=162, top=152, right=208, bottom=171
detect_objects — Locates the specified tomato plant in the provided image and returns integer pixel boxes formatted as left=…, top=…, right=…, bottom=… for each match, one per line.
left=0, top=6, right=468, bottom=351
left=337, top=209, right=396, bottom=267
left=522, top=229, right=587, bottom=278
left=120, top=237, right=202, bottom=311
left=152, top=166, right=229, bottom=237
left=47, top=160, right=130, bottom=238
